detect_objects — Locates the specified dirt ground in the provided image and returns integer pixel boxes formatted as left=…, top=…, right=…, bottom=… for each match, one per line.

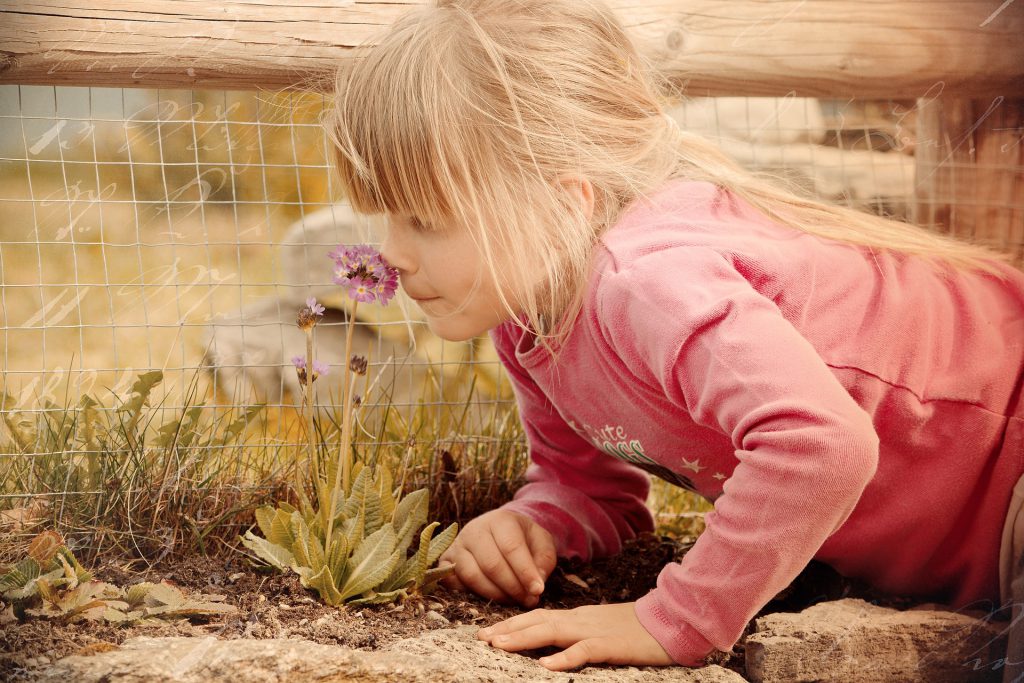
left=1, top=533, right=918, bottom=682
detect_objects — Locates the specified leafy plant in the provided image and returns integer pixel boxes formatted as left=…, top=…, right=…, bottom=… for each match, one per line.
left=242, top=462, right=456, bottom=605
left=0, top=531, right=236, bottom=623
left=238, top=245, right=457, bottom=606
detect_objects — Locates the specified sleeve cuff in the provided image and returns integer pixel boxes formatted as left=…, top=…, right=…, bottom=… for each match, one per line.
left=634, top=590, right=719, bottom=667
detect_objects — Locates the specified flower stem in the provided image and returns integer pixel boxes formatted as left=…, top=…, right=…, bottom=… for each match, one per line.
left=325, top=300, right=358, bottom=554
left=302, top=329, right=316, bottom=499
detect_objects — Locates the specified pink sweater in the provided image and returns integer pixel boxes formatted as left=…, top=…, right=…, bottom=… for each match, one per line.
left=494, top=178, right=1024, bottom=666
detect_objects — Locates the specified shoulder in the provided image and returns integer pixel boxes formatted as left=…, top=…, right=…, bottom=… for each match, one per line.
left=597, top=178, right=800, bottom=277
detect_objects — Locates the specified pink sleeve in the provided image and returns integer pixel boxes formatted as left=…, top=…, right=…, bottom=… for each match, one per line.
left=489, top=324, right=655, bottom=562
left=599, top=247, right=879, bottom=666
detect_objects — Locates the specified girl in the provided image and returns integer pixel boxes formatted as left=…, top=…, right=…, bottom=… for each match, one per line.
left=324, top=0, right=1024, bottom=674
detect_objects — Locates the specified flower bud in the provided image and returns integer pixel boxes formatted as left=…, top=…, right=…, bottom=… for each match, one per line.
left=349, top=355, right=368, bottom=375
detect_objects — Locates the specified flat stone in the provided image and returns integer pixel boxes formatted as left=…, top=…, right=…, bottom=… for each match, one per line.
left=744, top=597, right=1007, bottom=682
left=36, top=627, right=746, bottom=682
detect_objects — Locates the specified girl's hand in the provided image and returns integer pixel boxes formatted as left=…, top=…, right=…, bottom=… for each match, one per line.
left=438, top=509, right=557, bottom=608
left=477, top=603, right=675, bottom=671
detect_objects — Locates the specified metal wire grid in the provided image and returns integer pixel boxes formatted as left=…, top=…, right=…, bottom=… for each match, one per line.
left=0, top=85, right=509, bottom=427
left=0, top=86, right=1021, bottom=446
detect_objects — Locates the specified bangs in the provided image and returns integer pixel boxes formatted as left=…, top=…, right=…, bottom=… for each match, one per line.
left=326, top=13, right=476, bottom=230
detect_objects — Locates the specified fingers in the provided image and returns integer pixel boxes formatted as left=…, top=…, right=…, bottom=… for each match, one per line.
left=493, top=519, right=547, bottom=600
left=474, top=532, right=539, bottom=606
left=440, top=510, right=555, bottom=606
left=540, top=639, right=615, bottom=671
left=523, top=520, right=557, bottom=580
left=443, top=545, right=517, bottom=604
left=479, top=602, right=676, bottom=671
left=479, top=610, right=618, bottom=672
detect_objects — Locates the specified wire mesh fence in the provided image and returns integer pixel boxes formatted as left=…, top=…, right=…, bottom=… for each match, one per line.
left=1, top=85, right=1020, bottom=559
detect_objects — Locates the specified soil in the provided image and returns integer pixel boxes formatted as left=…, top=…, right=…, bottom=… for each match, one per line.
left=0, top=533, right=919, bottom=682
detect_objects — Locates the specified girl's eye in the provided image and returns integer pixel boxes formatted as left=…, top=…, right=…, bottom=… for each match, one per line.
left=410, top=216, right=431, bottom=231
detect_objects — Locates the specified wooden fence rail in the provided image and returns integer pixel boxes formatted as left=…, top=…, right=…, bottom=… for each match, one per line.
left=0, top=1, right=1021, bottom=97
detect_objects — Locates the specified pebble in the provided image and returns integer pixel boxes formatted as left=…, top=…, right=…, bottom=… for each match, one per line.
left=425, top=610, right=450, bottom=625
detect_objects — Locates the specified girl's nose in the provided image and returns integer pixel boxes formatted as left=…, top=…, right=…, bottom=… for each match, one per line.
left=379, top=225, right=417, bottom=275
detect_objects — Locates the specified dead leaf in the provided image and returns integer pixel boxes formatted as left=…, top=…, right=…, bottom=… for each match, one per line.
left=564, top=573, right=590, bottom=590
left=27, top=531, right=63, bottom=565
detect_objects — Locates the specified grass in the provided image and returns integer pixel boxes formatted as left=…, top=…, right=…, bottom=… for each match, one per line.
left=0, top=357, right=709, bottom=568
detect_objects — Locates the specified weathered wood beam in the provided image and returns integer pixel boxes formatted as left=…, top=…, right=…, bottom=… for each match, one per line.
left=0, top=1, right=1021, bottom=97
left=912, top=97, right=1024, bottom=263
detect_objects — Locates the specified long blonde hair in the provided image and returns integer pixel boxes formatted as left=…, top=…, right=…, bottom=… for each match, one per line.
left=324, top=0, right=1015, bottom=352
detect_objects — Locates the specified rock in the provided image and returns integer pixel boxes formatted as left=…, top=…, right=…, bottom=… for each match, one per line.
left=37, top=628, right=746, bottom=682
left=200, top=202, right=509, bottom=412
left=744, top=597, right=1007, bottom=682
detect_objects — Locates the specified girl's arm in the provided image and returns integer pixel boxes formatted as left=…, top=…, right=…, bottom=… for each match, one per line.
left=598, top=246, right=879, bottom=666
left=490, top=323, right=656, bottom=562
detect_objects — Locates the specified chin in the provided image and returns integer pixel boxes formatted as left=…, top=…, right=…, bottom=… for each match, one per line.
left=426, top=315, right=496, bottom=342
left=426, top=318, right=478, bottom=342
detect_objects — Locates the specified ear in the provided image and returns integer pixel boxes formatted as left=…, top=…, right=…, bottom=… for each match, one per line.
left=553, top=174, right=595, bottom=222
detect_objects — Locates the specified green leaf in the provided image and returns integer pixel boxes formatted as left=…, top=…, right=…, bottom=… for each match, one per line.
left=289, top=512, right=325, bottom=573
left=124, top=582, right=156, bottom=608
left=316, top=479, right=344, bottom=533
left=325, top=528, right=349, bottom=582
left=0, top=558, right=41, bottom=592
left=220, top=404, right=263, bottom=445
left=342, top=466, right=371, bottom=520
left=380, top=521, right=438, bottom=593
left=339, top=525, right=399, bottom=601
left=344, top=501, right=365, bottom=554
left=254, top=506, right=276, bottom=540
left=4, top=566, right=63, bottom=601
left=348, top=588, right=409, bottom=606
left=291, top=564, right=313, bottom=587
left=426, top=523, right=459, bottom=567
left=362, top=485, right=383, bottom=536
left=306, top=565, right=344, bottom=606
left=269, top=508, right=296, bottom=550
left=420, top=564, right=456, bottom=593
left=177, top=405, right=205, bottom=450
left=391, top=489, right=428, bottom=554
left=118, top=371, right=163, bottom=418
left=376, top=464, right=396, bottom=523
left=57, top=547, right=92, bottom=584
left=135, top=580, right=236, bottom=619
left=154, top=419, right=182, bottom=449
left=239, top=531, right=295, bottom=570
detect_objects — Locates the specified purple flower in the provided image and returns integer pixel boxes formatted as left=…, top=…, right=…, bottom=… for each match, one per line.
left=347, top=276, right=377, bottom=303
left=306, top=297, right=325, bottom=317
left=292, top=355, right=328, bottom=384
left=329, top=244, right=399, bottom=305
left=296, top=297, right=325, bottom=331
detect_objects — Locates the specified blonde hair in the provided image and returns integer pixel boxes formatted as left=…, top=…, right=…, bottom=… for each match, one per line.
left=324, top=0, right=1015, bottom=353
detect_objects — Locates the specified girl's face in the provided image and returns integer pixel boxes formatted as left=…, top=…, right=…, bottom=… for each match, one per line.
left=380, top=214, right=525, bottom=342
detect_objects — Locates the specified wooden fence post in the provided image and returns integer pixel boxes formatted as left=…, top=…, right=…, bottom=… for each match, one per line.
left=913, top=97, right=1024, bottom=262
